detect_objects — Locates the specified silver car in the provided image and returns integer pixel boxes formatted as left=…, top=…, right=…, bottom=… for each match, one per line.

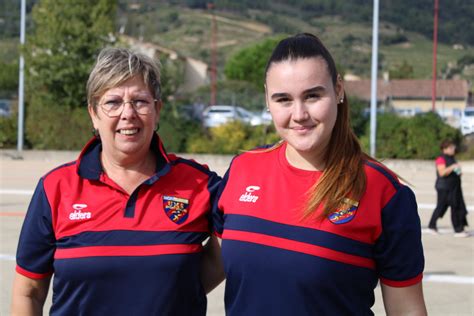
left=202, top=105, right=263, bottom=128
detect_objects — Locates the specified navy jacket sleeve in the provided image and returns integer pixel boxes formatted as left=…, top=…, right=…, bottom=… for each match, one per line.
left=16, top=178, right=56, bottom=279
left=374, top=185, right=424, bottom=287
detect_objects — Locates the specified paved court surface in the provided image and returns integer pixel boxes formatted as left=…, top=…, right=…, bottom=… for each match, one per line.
left=1, top=150, right=473, bottom=315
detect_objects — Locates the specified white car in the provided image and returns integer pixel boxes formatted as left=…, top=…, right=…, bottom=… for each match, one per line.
left=460, top=107, right=474, bottom=135
left=261, top=109, right=272, bottom=125
left=202, top=105, right=263, bottom=128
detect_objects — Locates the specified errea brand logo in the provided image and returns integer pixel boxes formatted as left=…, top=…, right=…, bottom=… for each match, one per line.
left=239, top=186, right=260, bottom=203
left=69, top=204, right=92, bottom=221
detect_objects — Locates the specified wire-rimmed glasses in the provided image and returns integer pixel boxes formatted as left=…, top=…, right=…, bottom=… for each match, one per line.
left=99, top=99, right=157, bottom=117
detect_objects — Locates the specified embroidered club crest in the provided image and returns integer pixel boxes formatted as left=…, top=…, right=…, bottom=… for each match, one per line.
left=163, top=196, right=189, bottom=224
left=328, top=198, right=359, bottom=224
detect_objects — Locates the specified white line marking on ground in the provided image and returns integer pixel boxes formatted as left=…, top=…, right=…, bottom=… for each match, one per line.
left=418, top=203, right=473, bottom=212
left=414, top=190, right=474, bottom=198
left=0, top=189, right=34, bottom=195
left=424, top=275, right=474, bottom=285
left=0, top=254, right=16, bottom=261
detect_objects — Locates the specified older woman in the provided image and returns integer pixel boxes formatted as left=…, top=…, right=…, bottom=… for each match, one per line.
left=213, top=33, right=427, bottom=315
left=11, top=48, right=222, bottom=315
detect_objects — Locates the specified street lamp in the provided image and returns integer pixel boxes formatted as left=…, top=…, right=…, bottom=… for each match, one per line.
left=17, top=0, right=26, bottom=153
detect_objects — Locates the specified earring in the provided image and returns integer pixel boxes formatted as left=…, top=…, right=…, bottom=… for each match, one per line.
left=338, top=98, right=344, bottom=104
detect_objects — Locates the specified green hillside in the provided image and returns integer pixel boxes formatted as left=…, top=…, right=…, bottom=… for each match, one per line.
left=1, top=0, right=473, bottom=81
left=121, top=3, right=472, bottom=81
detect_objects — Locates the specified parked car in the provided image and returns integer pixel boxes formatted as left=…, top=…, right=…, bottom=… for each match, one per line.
left=202, top=105, right=263, bottom=128
left=460, top=107, right=474, bottom=135
left=179, top=103, right=205, bottom=122
left=0, top=99, right=12, bottom=117
left=261, top=108, right=272, bottom=125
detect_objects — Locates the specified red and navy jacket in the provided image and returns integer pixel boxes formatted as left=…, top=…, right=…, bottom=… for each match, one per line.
left=213, top=142, right=424, bottom=315
left=16, top=134, right=220, bottom=316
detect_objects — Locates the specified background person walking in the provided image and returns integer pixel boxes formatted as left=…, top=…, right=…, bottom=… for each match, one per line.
left=428, top=139, right=469, bottom=237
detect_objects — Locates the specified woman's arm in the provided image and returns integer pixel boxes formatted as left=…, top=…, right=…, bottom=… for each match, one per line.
left=11, top=273, right=51, bottom=316
left=381, top=282, right=427, bottom=316
left=437, top=162, right=460, bottom=177
left=201, top=235, right=225, bottom=294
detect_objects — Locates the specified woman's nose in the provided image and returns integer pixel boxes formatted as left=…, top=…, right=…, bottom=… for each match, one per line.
left=292, top=101, right=309, bottom=121
left=121, top=101, right=138, bottom=118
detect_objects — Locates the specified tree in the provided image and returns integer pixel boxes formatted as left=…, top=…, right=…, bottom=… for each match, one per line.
left=224, top=37, right=281, bottom=89
left=0, top=60, right=18, bottom=97
left=25, top=0, right=116, bottom=149
left=348, top=97, right=368, bottom=137
left=388, top=60, right=414, bottom=79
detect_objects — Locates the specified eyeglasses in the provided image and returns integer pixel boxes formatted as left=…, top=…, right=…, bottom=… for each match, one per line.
left=99, top=99, right=157, bottom=117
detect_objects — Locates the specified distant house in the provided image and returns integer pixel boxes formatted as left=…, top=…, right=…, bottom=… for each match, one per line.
left=344, top=78, right=471, bottom=120
left=123, top=35, right=209, bottom=94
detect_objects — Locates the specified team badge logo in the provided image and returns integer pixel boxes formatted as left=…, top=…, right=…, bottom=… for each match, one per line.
left=328, top=198, right=359, bottom=224
left=163, top=196, right=189, bottom=224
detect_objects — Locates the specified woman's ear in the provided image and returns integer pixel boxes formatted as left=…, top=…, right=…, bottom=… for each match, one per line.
left=154, top=99, right=163, bottom=124
left=88, top=104, right=99, bottom=130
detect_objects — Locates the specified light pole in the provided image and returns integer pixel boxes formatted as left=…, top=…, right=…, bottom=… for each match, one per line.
left=370, top=0, right=379, bottom=157
left=207, top=2, right=217, bottom=106
left=17, top=0, right=26, bottom=153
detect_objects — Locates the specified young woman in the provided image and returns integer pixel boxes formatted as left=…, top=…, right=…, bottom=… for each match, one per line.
left=213, top=33, right=427, bottom=315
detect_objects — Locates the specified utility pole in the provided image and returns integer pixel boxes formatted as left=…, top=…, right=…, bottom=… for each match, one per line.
left=370, top=0, right=379, bottom=158
left=17, top=0, right=26, bottom=153
left=207, top=2, right=217, bottom=106
left=431, top=0, right=439, bottom=112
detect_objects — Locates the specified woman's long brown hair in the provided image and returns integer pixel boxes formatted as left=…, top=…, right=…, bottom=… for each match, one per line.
left=304, top=95, right=367, bottom=218
left=265, top=33, right=368, bottom=219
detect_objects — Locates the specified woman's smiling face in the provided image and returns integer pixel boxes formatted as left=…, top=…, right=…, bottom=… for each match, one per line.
left=265, top=57, right=342, bottom=160
left=89, top=75, right=161, bottom=161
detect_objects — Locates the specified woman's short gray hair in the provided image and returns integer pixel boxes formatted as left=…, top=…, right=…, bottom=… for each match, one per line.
left=87, top=47, right=161, bottom=112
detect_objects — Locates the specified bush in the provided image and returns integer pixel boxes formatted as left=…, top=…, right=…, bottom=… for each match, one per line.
left=457, top=136, right=474, bottom=160
left=159, top=104, right=202, bottom=153
left=380, top=33, right=408, bottom=45
left=0, top=61, right=18, bottom=96
left=25, top=99, right=91, bottom=149
left=0, top=114, right=18, bottom=148
left=348, top=97, right=369, bottom=137
left=371, top=112, right=462, bottom=159
left=186, top=121, right=279, bottom=154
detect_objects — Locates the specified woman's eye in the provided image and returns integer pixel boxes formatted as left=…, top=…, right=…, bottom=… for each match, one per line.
left=134, top=99, right=149, bottom=107
left=105, top=100, right=121, bottom=107
left=306, top=93, right=320, bottom=100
